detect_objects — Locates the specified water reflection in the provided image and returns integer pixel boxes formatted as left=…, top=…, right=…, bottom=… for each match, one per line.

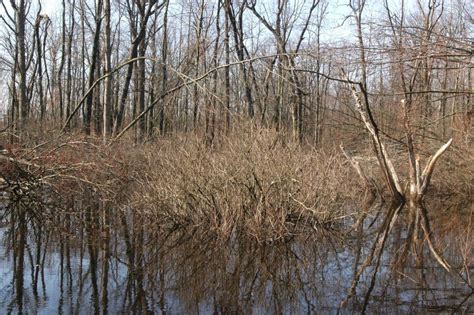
left=0, top=202, right=472, bottom=314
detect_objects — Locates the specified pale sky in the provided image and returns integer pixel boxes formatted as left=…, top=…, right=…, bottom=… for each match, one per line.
left=1, top=0, right=356, bottom=41
left=30, top=0, right=420, bottom=43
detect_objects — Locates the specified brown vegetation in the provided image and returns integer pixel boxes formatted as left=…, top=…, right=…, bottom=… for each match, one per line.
left=1, top=125, right=472, bottom=241
left=0, top=0, right=472, bottom=311
left=0, top=122, right=472, bottom=313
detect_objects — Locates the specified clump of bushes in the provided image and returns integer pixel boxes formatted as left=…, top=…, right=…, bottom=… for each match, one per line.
left=1, top=125, right=471, bottom=242
left=131, top=128, right=364, bottom=241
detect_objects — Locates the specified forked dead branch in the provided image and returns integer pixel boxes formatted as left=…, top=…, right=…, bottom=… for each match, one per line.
left=339, top=68, right=465, bottom=310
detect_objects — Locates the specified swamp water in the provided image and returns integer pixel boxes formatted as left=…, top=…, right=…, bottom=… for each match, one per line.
left=0, top=202, right=472, bottom=314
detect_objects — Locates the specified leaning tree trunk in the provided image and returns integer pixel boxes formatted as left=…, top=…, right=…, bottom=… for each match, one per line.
left=342, top=70, right=454, bottom=283
left=113, top=0, right=158, bottom=135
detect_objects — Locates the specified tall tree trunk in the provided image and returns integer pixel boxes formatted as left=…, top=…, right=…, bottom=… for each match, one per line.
left=207, top=0, right=222, bottom=144
left=83, top=0, right=103, bottom=135
left=94, top=51, right=102, bottom=135
left=103, top=0, right=113, bottom=140
left=80, top=0, right=87, bottom=128
left=192, top=0, right=205, bottom=131
left=137, top=40, right=147, bottom=140
left=12, top=0, right=29, bottom=129
left=34, top=15, right=48, bottom=122
left=65, top=0, right=76, bottom=128
left=113, top=0, right=158, bottom=135
left=224, top=0, right=231, bottom=132
left=58, top=0, right=67, bottom=122
left=159, top=0, right=170, bottom=135
left=226, top=0, right=254, bottom=117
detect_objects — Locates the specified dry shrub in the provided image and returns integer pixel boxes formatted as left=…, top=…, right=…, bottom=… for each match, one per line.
left=132, top=127, right=362, bottom=241
left=0, top=130, right=135, bottom=214
left=2, top=124, right=470, bottom=242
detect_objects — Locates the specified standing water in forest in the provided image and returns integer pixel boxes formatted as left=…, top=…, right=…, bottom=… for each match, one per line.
left=0, top=201, right=472, bottom=313
left=0, top=131, right=473, bottom=314
left=0, top=0, right=473, bottom=313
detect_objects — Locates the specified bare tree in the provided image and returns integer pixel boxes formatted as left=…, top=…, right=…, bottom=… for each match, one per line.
left=83, top=0, right=103, bottom=135
left=11, top=0, right=30, bottom=129
left=113, top=0, right=159, bottom=135
left=247, top=0, right=319, bottom=142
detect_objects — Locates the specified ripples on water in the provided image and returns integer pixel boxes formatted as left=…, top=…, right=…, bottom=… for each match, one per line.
left=0, top=201, right=472, bottom=314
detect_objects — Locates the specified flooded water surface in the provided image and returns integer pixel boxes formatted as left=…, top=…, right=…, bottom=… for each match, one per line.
left=0, top=201, right=473, bottom=314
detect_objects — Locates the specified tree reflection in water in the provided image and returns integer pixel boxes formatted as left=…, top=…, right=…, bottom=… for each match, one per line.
left=0, top=200, right=472, bottom=314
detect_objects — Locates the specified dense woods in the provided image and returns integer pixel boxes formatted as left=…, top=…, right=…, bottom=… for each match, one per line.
left=0, top=0, right=471, bottom=143
left=0, top=0, right=473, bottom=313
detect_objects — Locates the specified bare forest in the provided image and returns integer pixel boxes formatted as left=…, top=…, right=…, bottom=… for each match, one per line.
left=0, top=0, right=473, bottom=313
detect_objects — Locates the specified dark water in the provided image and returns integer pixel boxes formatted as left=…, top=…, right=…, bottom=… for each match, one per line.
left=0, top=202, right=473, bottom=314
